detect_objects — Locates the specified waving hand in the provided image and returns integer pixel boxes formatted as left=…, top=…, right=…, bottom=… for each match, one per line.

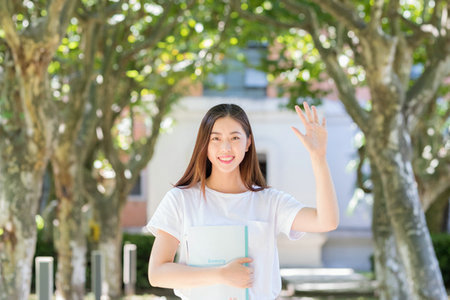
left=291, top=102, right=328, bottom=159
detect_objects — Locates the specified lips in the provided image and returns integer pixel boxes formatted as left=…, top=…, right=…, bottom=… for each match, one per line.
left=218, top=156, right=235, bottom=164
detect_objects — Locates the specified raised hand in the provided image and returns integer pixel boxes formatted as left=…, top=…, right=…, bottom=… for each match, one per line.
left=291, top=102, right=328, bottom=159
left=219, top=257, right=254, bottom=288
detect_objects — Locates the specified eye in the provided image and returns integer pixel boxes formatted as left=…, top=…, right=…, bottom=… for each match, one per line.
left=211, top=136, right=219, bottom=141
left=231, top=136, right=240, bottom=140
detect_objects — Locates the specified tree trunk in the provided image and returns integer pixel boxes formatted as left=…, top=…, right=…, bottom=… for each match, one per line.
left=0, top=158, right=45, bottom=300
left=52, top=154, right=87, bottom=300
left=367, top=123, right=447, bottom=300
left=93, top=193, right=123, bottom=300
left=0, top=2, right=76, bottom=298
left=370, top=163, right=409, bottom=300
left=0, top=47, right=54, bottom=300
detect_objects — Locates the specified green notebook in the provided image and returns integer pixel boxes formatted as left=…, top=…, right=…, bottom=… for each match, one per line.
left=187, top=225, right=249, bottom=300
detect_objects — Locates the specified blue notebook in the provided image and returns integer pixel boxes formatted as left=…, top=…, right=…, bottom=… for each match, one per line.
left=187, top=225, right=249, bottom=300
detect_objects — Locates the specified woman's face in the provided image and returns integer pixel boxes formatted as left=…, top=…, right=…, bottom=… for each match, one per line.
left=207, top=116, right=251, bottom=175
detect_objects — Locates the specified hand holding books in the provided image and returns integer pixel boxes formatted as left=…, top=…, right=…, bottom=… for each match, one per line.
left=219, top=257, right=254, bottom=288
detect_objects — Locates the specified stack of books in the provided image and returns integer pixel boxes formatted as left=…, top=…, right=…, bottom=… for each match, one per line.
left=187, top=225, right=249, bottom=300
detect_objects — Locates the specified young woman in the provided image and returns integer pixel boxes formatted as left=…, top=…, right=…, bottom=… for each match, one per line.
left=147, top=102, right=339, bottom=299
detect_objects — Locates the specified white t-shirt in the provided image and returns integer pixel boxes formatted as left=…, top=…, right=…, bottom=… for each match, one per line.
left=147, top=183, right=305, bottom=300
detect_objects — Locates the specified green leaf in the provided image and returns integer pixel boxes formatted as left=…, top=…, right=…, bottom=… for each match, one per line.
left=126, top=70, right=139, bottom=78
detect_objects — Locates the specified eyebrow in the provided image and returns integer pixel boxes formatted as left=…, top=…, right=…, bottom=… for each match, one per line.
left=210, top=131, right=243, bottom=135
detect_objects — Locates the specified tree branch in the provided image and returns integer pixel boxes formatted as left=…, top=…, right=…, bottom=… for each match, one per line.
left=405, top=51, right=450, bottom=132
left=120, top=1, right=189, bottom=65
left=230, top=0, right=302, bottom=30
left=306, top=9, right=370, bottom=132
left=420, top=170, right=450, bottom=211
left=56, top=0, right=80, bottom=37
left=307, top=0, right=367, bottom=33
left=128, top=86, right=174, bottom=176
left=279, top=0, right=311, bottom=16
left=430, top=0, right=444, bottom=29
left=386, top=0, right=401, bottom=36
left=0, top=0, right=20, bottom=51
left=76, top=1, right=122, bottom=24
left=369, top=0, right=385, bottom=32
left=401, top=15, right=439, bottom=48
left=45, top=0, right=69, bottom=38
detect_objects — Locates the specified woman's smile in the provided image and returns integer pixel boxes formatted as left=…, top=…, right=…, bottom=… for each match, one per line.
left=218, top=155, right=235, bottom=164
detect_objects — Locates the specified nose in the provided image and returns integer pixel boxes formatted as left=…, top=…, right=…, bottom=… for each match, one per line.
left=220, top=140, right=231, bottom=151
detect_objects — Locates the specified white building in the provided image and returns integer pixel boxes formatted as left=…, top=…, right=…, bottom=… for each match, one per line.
left=144, top=96, right=374, bottom=271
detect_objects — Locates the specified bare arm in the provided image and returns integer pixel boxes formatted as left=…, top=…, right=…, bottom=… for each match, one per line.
left=290, top=102, right=339, bottom=232
left=148, top=230, right=253, bottom=288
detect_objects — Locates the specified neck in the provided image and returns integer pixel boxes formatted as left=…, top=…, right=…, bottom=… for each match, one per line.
left=206, top=169, right=248, bottom=194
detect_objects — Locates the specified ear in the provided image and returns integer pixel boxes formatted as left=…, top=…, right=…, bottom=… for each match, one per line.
left=245, top=135, right=252, bottom=152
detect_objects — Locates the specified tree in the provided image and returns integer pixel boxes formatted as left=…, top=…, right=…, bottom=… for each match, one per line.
left=81, top=1, right=236, bottom=297
left=0, top=1, right=77, bottom=299
left=45, top=0, right=235, bottom=298
left=229, top=0, right=449, bottom=299
left=44, top=0, right=197, bottom=297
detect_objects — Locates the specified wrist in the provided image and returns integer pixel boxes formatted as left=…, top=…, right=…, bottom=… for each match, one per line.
left=310, top=153, right=327, bottom=162
left=215, top=266, right=225, bottom=285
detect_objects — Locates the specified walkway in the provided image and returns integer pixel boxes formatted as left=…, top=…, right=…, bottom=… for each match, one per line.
left=279, top=268, right=377, bottom=299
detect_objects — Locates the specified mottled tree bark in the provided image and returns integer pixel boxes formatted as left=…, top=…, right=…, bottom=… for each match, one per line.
left=0, top=1, right=75, bottom=298
left=367, top=122, right=446, bottom=300
left=304, top=3, right=448, bottom=297
left=89, top=88, right=170, bottom=298
left=92, top=192, right=124, bottom=300
left=50, top=17, right=99, bottom=300
left=370, top=163, right=409, bottom=300
left=52, top=157, right=87, bottom=300
left=0, top=146, right=46, bottom=300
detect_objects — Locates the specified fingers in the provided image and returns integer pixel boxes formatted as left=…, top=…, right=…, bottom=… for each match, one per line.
left=291, top=126, right=305, bottom=144
left=295, top=105, right=308, bottom=127
left=312, top=106, right=319, bottom=124
left=237, top=257, right=253, bottom=264
left=244, top=278, right=254, bottom=288
left=303, top=102, right=314, bottom=123
left=296, top=102, right=326, bottom=127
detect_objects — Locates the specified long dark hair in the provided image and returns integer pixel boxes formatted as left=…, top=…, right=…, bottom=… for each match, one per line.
left=175, top=103, right=267, bottom=196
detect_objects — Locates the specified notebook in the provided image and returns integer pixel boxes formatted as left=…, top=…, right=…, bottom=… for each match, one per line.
left=187, top=225, right=249, bottom=300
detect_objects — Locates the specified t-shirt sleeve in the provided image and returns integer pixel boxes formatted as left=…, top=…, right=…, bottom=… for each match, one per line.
left=146, top=189, right=183, bottom=242
left=275, top=190, right=305, bottom=240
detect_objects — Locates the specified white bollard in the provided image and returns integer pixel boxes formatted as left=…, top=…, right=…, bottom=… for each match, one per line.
left=91, top=250, right=103, bottom=300
left=123, top=243, right=137, bottom=296
left=35, top=257, right=53, bottom=300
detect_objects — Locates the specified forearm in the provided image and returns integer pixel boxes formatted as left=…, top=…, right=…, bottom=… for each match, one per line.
left=310, top=155, right=339, bottom=229
left=149, top=262, right=222, bottom=289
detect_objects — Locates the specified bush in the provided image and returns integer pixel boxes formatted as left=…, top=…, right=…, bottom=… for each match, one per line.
left=431, top=233, right=450, bottom=287
left=122, top=232, right=155, bottom=290
left=33, top=231, right=155, bottom=292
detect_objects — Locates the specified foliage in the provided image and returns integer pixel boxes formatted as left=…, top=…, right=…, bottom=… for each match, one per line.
left=123, top=232, right=155, bottom=290
left=228, top=0, right=449, bottom=220
left=431, top=233, right=450, bottom=287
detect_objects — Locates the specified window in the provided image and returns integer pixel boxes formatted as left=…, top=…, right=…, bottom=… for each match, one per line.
left=128, top=172, right=147, bottom=201
left=129, top=174, right=142, bottom=196
left=204, top=43, right=268, bottom=98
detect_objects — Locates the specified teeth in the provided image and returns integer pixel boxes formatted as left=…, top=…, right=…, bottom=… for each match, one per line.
left=219, top=157, right=233, bottom=161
